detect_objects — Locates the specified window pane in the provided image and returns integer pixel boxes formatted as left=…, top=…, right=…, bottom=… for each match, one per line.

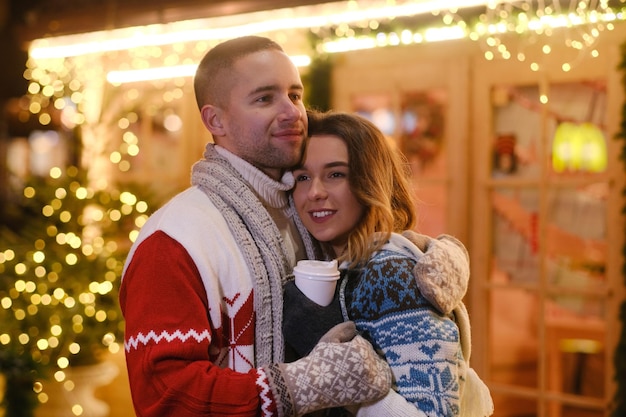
left=491, top=84, right=542, bottom=179
left=492, top=188, right=540, bottom=284
left=545, top=296, right=606, bottom=400
left=400, top=89, right=447, bottom=178
left=547, top=81, right=608, bottom=176
left=351, top=93, right=395, bottom=136
left=546, top=185, right=607, bottom=289
left=490, top=287, right=539, bottom=389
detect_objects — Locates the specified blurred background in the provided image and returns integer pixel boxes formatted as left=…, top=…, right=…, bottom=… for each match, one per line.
left=1, top=1, right=625, bottom=416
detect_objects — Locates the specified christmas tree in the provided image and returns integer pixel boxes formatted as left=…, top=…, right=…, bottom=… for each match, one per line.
left=0, top=165, right=154, bottom=415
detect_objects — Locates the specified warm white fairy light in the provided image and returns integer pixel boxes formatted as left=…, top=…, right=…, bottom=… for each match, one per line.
left=29, top=0, right=496, bottom=60
left=476, top=0, right=619, bottom=71
left=0, top=164, right=152, bottom=410
left=106, top=65, right=197, bottom=84
left=17, top=0, right=626, bottom=187
left=105, top=55, right=310, bottom=84
left=26, top=1, right=626, bottom=91
left=321, top=35, right=377, bottom=53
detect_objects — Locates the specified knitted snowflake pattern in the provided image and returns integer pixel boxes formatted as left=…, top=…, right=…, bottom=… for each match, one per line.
left=345, top=248, right=462, bottom=417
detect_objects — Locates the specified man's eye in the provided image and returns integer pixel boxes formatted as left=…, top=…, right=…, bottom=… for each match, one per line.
left=256, top=95, right=272, bottom=103
left=289, top=93, right=302, bottom=102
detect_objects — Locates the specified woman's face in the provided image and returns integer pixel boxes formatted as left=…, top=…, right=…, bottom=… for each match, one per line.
left=292, top=134, right=365, bottom=256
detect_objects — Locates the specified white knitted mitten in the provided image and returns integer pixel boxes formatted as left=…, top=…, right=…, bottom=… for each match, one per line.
left=402, top=231, right=470, bottom=314
left=264, top=322, right=391, bottom=417
left=350, top=388, right=429, bottom=417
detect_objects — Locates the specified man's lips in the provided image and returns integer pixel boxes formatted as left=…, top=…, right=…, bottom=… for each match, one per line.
left=274, top=128, right=303, bottom=139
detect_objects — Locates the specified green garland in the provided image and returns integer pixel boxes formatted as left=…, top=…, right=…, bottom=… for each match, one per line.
left=302, top=54, right=333, bottom=112
left=302, top=30, right=333, bottom=112
left=613, top=41, right=626, bottom=416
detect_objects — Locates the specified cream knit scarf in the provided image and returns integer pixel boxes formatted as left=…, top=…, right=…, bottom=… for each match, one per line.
left=191, top=144, right=318, bottom=366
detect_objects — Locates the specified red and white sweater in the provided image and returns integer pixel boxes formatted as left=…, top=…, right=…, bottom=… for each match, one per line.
left=120, top=147, right=307, bottom=417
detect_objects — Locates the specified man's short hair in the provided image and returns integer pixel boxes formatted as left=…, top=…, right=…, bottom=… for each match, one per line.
left=193, top=36, right=284, bottom=110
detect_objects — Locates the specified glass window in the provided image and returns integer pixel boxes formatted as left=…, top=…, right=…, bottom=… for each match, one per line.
left=491, top=187, right=540, bottom=284
left=485, top=79, right=611, bottom=415
left=491, top=84, right=543, bottom=179
left=547, top=82, right=608, bottom=176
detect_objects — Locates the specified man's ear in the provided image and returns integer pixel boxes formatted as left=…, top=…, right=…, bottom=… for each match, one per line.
left=200, top=105, right=225, bottom=136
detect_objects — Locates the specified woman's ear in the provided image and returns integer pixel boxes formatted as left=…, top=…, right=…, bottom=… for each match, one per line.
left=200, top=105, right=225, bottom=137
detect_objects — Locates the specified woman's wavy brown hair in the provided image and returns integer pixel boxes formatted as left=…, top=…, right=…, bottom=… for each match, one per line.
left=306, top=109, right=417, bottom=267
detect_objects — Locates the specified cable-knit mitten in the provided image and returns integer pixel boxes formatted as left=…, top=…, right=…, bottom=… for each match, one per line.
left=402, top=231, right=470, bottom=314
left=264, top=322, right=392, bottom=417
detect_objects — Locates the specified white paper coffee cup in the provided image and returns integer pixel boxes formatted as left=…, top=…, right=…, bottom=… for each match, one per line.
left=293, top=260, right=340, bottom=306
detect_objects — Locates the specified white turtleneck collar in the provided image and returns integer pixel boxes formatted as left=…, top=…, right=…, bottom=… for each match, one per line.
left=214, top=145, right=294, bottom=209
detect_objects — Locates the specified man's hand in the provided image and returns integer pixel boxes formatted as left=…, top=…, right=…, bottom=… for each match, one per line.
left=402, top=232, right=470, bottom=314
left=264, top=322, right=392, bottom=417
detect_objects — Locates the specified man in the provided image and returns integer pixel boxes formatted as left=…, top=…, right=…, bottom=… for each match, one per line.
left=119, top=36, right=391, bottom=417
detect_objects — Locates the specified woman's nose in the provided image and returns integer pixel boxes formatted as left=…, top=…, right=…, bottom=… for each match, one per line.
left=308, top=178, right=327, bottom=200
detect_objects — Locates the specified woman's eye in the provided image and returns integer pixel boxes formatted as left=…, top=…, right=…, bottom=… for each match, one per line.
left=329, top=171, right=347, bottom=179
left=294, top=173, right=309, bottom=182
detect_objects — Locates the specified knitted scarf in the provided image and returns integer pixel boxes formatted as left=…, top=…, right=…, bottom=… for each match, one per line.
left=190, top=144, right=318, bottom=366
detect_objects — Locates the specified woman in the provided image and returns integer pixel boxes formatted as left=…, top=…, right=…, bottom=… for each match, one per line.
left=285, top=110, right=493, bottom=417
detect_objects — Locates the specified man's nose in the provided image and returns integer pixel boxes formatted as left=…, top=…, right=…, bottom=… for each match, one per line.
left=279, top=97, right=303, bottom=121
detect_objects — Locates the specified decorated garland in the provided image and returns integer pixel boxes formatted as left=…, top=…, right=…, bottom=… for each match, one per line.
left=612, top=40, right=626, bottom=417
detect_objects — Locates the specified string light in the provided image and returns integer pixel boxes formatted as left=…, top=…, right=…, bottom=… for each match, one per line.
left=7, top=4, right=625, bottom=406
left=105, top=55, right=311, bottom=84
left=23, top=2, right=626, bottom=98
left=476, top=0, right=618, bottom=71
left=0, top=165, right=153, bottom=404
left=28, top=0, right=494, bottom=59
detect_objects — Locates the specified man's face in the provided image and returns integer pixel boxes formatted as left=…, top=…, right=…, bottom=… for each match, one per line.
left=206, top=49, right=307, bottom=180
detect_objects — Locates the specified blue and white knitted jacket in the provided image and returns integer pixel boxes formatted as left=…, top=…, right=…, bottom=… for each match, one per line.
left=340, top=234, right=463, bottom=417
